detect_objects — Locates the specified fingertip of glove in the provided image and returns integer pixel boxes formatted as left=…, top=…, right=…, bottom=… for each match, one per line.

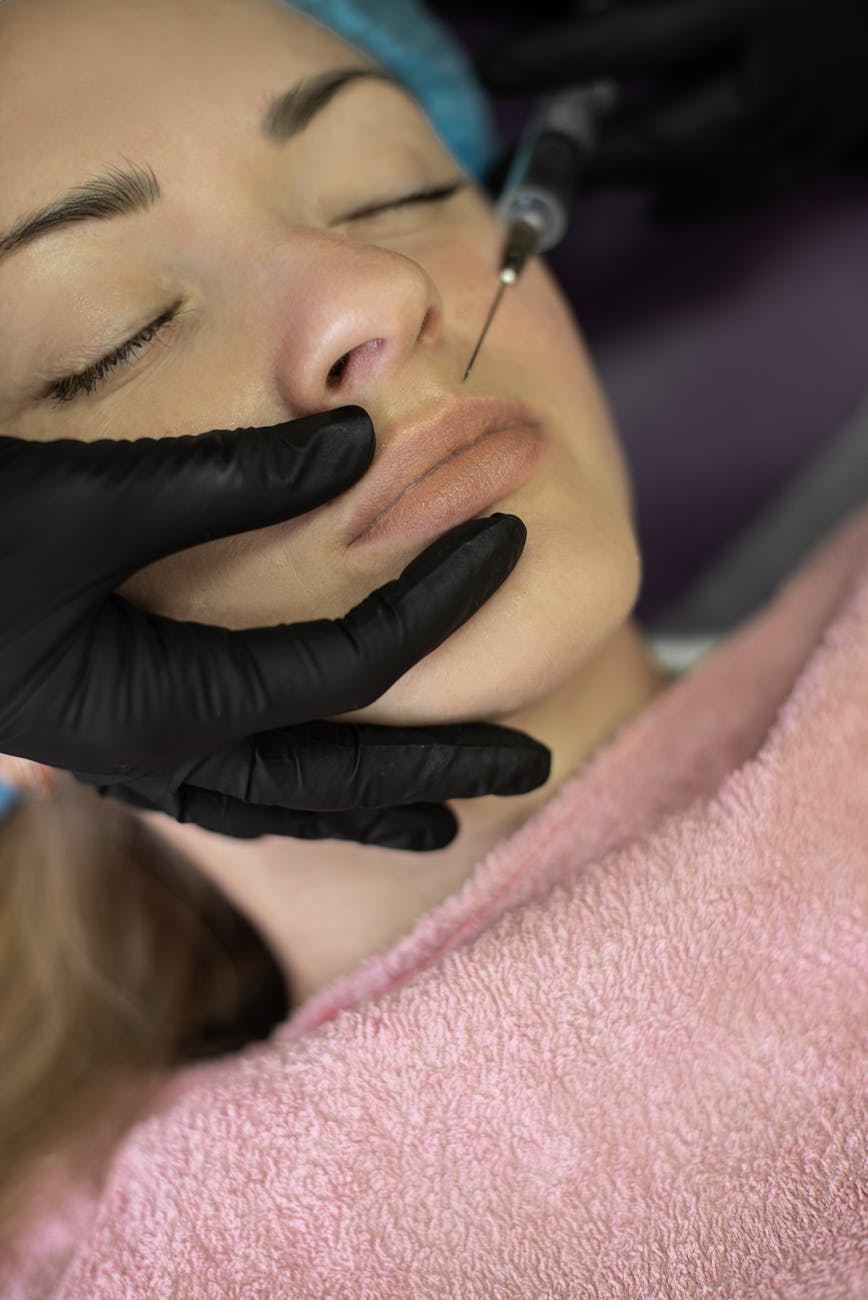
left=478, top=511, right=527, bottom=552
left=511, top=741, right=552, bottom=793
left=368, top=803, right=459, bottom=853
left=400, top=512, right=526, bottom=587
left=276, top=405, right=374, bottom=454
left=465, top=512, right=528, bottom=560
left=324, top=404, right=375, bottom=439
left=482, top=743, right=551, bottom=798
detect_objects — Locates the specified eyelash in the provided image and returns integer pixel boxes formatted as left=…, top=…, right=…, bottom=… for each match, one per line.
left=338, top=177, right=467, bottom=223
left=48, top=301, right=183, bottom=403
left=46, top=179, right=467, bottom=403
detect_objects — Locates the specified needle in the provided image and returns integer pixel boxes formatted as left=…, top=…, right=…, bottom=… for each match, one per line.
left=461, top=268, right=517, bottom=383
left=461, top=82, right=616, bottom=385
left=462, top=218, right=538, bottom=383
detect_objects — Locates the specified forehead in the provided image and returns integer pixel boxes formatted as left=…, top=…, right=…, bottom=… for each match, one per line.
left=0, top=0, right=359, bottom=73
left=0, top=0, right=370, bottom=214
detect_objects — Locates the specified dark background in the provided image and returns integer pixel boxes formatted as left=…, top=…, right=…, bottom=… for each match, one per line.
left=432, top=6, right=868, bottom=622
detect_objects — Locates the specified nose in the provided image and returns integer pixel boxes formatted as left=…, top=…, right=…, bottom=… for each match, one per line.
left=270, top=236, right=444, bottom=415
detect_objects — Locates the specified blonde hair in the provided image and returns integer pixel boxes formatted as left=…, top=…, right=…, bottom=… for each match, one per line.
left=0, top=776, right=289, bottom=1242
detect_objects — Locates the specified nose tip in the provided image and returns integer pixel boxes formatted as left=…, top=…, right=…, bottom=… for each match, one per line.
left=325, top=337, right=387, bottom=393
left=275, top=247, right=443, bottom=414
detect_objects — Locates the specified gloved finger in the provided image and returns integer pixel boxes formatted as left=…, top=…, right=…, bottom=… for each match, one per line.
left=175, top=720, right=552, bottom=811
left=0, top=406, right=374, bottom=586
left=59, top=513, right=527, bottom=776
left=584, top=72, right=781, bottom=184
left=479, top=0, right=755, bottom=91
left=102, top=782, right=460, bottom=851
left=228, top=512, right=529, bottom=725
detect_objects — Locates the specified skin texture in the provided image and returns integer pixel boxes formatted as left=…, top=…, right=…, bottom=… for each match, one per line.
left=0, top=0, right=669, bottom=1002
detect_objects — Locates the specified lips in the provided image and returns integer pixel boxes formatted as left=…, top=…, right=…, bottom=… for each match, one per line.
left=342, top=395, right=545, bottom=547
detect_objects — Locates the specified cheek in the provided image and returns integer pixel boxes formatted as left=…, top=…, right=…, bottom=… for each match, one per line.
left=116, top=516, right=345, bottom=628
left=513, top=260, right=634, bottom=514
left=330, top=252, right=642, bottom=728
left=443, top=232, right=633, bottom=517
left=121, top=222, right=639, bottom=723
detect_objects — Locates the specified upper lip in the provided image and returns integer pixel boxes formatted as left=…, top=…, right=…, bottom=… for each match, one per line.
left=343, top=394, right=543, bottom=545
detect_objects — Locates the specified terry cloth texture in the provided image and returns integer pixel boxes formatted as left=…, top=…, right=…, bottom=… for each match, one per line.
left=4, top=503, right=868, bottom=1298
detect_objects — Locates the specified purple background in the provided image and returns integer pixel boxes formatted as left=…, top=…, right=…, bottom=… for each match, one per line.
left=435, top=8, right=868, bottom=618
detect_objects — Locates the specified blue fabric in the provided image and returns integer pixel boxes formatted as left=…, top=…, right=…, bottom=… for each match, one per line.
left=0, top=780, right=21, bottom=821
left=284, top=0, right=495, bottom=178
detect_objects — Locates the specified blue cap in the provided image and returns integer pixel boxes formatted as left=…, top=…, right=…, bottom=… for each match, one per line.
left=0, top=780, right=21, bottom=821
left=284, top=0, right=495, bottom=178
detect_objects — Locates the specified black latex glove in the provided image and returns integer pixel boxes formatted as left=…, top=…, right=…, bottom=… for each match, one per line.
left=0, top=410, right=550, bottom=851
left=479, top=0, right=868, bottom=219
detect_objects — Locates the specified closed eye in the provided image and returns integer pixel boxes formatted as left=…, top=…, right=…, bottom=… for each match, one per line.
left=336, top=177, right=468, bottom=223
left=42, top=180, right=468, bottom=405
left=45, top=301, right=182, bottom=403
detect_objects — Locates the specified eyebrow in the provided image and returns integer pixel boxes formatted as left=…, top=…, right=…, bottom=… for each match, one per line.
left=0, top=66, right=405, bottom=265
left=0, top=162, right=160, bottom=263
left=262, top=66, right=404, bottom=142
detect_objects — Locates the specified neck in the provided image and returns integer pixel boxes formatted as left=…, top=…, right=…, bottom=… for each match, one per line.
left=145, top=620, right=669, bottom=1006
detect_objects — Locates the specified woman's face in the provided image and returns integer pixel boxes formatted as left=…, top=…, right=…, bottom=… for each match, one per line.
left=0, top=0, right=641, bottom=728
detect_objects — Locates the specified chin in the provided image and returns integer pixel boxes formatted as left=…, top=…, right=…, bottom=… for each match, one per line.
left=333, top=523, right=642, bottom=730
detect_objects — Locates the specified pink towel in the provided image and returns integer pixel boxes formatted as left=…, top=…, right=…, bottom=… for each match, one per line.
left=5, top=504, right=868, bottom=1298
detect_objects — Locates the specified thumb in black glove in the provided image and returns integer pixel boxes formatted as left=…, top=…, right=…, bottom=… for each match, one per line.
left=479, top=0, right=868, bottom=220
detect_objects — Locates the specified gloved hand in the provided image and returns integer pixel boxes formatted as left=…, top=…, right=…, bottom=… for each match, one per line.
left=0, top=410, right=549, bottom=851
left=479, top=0, right=868, bottom=219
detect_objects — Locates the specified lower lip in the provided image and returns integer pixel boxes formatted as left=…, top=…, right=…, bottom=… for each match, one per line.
left=348, top=422, right=546, bottom=549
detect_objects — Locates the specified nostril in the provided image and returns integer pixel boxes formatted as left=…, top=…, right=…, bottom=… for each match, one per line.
left=416, top=306, right=436, bottom=344
left=325, top=338, right=386, bottom=391
left=326, top=352, right=351, bottom=388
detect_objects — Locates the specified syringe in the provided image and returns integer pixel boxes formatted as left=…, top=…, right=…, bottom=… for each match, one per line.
left=462, top=82, right=615, bottom=382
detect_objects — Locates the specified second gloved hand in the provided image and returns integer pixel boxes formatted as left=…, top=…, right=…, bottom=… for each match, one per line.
left=480, top=0, right=868, bottom=218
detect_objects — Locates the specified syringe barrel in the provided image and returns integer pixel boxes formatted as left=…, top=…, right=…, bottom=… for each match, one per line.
left=497, top=130, right=576, bottom=250
left=496, top=82, right=614, bottom=253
